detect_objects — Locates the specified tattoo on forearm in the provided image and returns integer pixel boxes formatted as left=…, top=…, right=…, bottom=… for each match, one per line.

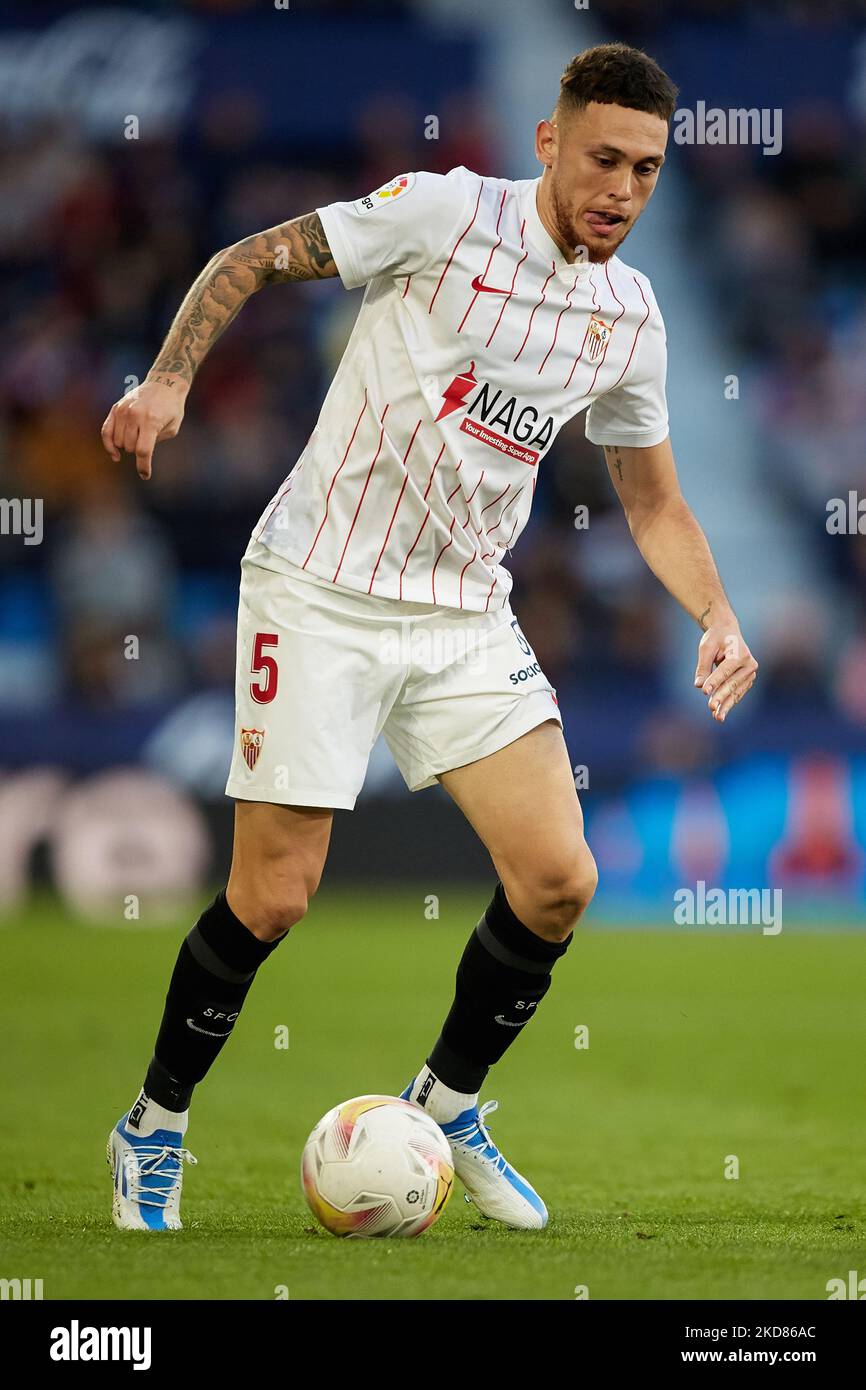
left=150, top=212, right=336, bottom=386
left=699, top=602, right=712, bottom=630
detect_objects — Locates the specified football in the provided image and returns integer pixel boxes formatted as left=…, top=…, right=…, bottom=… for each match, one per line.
left=301, top=1095, right=454, bottom=1237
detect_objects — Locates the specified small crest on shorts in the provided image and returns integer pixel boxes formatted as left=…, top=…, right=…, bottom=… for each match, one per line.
left=586, top=314, right=614, bottom=361
left=240, top=727, right=265, bottom=771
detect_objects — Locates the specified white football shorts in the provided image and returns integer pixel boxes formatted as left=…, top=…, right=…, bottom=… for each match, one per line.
left=225, top=540, right=562, bottom=810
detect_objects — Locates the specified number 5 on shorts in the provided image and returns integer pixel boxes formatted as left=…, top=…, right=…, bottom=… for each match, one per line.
left=250, top=632, right=279, bottom=704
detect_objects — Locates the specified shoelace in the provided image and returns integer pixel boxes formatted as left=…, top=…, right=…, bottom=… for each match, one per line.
left=447, top=1098, right=499, bottom=1144
left=127, top=1145, right=198, bottom=1210
left=449, top=1101, right=508, bottom=1205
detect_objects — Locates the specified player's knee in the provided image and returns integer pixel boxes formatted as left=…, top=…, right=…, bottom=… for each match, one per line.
left=569, top=850, right=599, bottom=920
left=230, top=881, right=312, bottom=942
left=536, top=851, right=598, bottom=940
left=250, top=900, right=308, bottom=943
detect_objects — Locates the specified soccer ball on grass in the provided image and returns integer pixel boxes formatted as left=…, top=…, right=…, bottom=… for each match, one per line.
left=301, top=1095, right=453, bottom=1237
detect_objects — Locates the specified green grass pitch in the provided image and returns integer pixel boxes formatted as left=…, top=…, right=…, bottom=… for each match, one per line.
left=2, top=890, right=864, bottom=1301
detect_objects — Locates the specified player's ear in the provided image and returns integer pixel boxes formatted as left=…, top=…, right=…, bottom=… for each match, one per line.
left=535, top=117, right=558, bottom=169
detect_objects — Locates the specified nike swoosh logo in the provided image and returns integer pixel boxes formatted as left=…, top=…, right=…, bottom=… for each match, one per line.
left=186, top=1018, right=232, bottom=1037
left=494, top=1015, right=528, bottom=1028
left=471, top=275, right=511, bottom=296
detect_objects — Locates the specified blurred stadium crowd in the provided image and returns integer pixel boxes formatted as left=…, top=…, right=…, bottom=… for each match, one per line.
left=1, top=0, right=864, bottom=802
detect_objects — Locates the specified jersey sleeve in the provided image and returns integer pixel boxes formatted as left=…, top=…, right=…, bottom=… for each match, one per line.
left=584, top=280, right=669, bottom=448
left=316, top=168, right=472, bottom=291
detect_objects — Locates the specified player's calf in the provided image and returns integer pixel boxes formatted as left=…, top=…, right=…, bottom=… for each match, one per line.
left=402, top=872, right=593, bottom=1227
left=109, top=886, right=293, bottom=1230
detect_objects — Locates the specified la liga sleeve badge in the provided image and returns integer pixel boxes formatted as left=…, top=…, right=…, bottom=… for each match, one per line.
left=352, top=172, right=416, bottom=215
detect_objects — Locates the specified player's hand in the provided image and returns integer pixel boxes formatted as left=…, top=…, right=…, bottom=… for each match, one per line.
left=100, top=376, right=188, bottom=480
left=694, top=621, right=758, bottom=723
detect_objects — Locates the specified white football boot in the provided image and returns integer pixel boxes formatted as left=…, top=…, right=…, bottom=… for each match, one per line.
left=108, top=1111, right=197, bottom=1231
left=401, top=1077, right=547, bottom=1230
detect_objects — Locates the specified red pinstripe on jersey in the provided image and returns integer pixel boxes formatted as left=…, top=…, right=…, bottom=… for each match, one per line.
left=457, top=189, right=507, bottom=334
left=479, top=486, right=527, bottom=611
left=563, top=271, right=600, bottom=390
left=302, top=392, right=368, bottom=568
left=584, top=261, right=627, bottom=395
left=332, top=403, right=391, bottom=583
left=466, top=484, right=512, bottom=591
left=454, top=470, right=486, bottom=606
left=481, top=481, right=529, bottom=559
left=428, top=180, right=483, bottom=315
left=253, top=431, right=315, bottom=541
left=254, top=458, right=304, bottom=541
left=503, top=508, right=522, bottom=548
left=430, top=466, right=466, bottom=603
left=476, top=483, right=512, bottom=530
left=514, top=263, right=556, bottom=362
left=604, top=275, right=652, bottom=391
left=538, top=271, right=581, bottom=375
left=367, top=418, right=422, bottom=590
left=486, top=220, right=527, bottom=348
left=397, top=442, right=445, bottom=598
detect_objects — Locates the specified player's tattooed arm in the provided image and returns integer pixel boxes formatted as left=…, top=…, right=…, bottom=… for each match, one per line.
left=227, top=212, right=336, bottom=284
left=101, top=214, right=337, bottom=477
left=148, top=213, right=337, bottom=388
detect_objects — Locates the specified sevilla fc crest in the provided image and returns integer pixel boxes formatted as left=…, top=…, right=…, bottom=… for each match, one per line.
left=586, top=314, right=613, bottom=361
left=240, top=727, right=265, bottom=771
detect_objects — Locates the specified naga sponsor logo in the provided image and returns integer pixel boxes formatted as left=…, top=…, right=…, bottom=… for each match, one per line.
left=435, top=361, right=554, bottom=466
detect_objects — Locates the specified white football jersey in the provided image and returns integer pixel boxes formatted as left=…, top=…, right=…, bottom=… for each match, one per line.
left=252, top=166, right=669, bottom=612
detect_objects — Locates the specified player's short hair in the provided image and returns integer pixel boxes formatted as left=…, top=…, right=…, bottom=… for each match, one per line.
left=556, top=43, right=678, bottom=124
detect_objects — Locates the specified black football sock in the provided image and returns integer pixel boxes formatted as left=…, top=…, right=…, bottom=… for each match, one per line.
left=426, top=881, right=573, bottom=1094
left=136, top=889, right=286, bottom=1115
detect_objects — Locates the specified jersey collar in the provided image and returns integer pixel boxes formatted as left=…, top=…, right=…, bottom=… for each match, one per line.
left=519, top=177, right=597, bottom=280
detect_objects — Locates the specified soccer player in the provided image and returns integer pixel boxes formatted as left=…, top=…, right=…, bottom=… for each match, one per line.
left=101, top=44, right=758, bottom=1231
